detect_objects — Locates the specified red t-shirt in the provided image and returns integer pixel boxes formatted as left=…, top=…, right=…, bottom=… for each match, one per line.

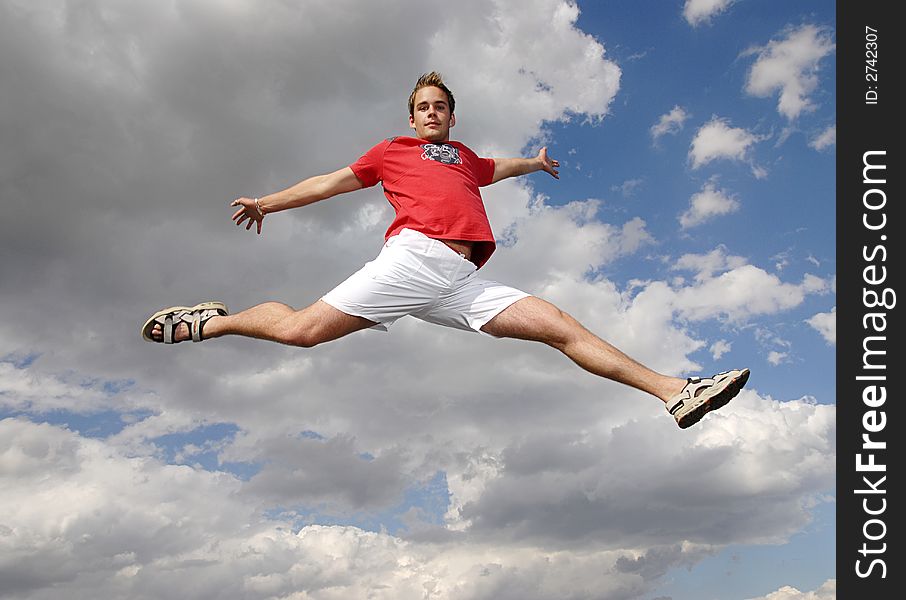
left=349, top=136, right=498, bottom=268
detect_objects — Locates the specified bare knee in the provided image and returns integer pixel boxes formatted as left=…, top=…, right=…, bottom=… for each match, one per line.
left=548, top=311, right=586, bottom=349
left=276, top=302, right=372, bottom=348
left=264, top=308, right=328, bottom=348
left=286, top=332, right=320, bottom=348
left=485, top=296, right=583, bottom=347
left=281, top=322, right=328, bottom=348
left=535, top=302, right=596, bottom=351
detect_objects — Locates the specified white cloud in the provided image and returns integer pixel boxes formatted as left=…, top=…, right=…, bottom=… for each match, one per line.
left=429, top=0, right=621, bottom=154
left=0, top=360, right=111, bottom=414
left=679, top=180, right=741, bottom=228
left=683, top=0, right=737, bottom=27
left=612, top=178, right=645, bottom=197
left=807, top=307, right=836, bottom=345
left=771, top=249, right=792, bottom=272
left=767, top=350, right=788, bottom=366
left=744, top=25, right=836, bottom=120
left=0, top=418, right=248, bottom=596
left=672, top=246, right=750, bottom=282
left=487, top=194, right=655, bottom=290
left=689, top=117, right=762, bottom=169
left=650, top=105, right=689, bottom=141
left=746, top=578, right=837, bottom=600
left=0, top=1, right=836, bottom=598
left=710, top=339, right=732, bottom=360
left=670, top=249, right=831, bottom=323
left=0, top=355, right=159, bottom=426
left=810, top=125, right=836, bottom=151
left=0, top=413, right=835, bottom=598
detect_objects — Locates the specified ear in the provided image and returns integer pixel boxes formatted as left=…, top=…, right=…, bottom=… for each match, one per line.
left=409, top=114, right=416, bottom=130
left=450, top=114, right=456, bottom=127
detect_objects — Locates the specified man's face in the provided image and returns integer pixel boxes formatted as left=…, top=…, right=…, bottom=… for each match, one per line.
left=409, top=86, right=455, bottom=142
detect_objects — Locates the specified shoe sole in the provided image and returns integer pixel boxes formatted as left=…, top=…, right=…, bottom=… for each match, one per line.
left=141, top=301, right=228, bottom=342
left=676, top=368, right=750, bottom=429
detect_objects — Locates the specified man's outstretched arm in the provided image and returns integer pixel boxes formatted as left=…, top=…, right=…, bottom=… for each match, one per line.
left=490, top=147, right=559, bottom=184
left=231, top=167, right=364, bottom=234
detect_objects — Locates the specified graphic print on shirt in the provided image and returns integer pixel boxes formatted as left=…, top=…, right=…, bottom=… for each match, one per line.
left=420, top=143, right=462, bottom=165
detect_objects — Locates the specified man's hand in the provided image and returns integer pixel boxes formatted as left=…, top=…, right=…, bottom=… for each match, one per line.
left=230, top=197, right=264, bottom=234
left=538, top=147, right=560, bottom=179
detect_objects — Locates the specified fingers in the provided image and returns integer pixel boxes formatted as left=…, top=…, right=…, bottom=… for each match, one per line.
left=231, top=198, right=252, bottom=226
left=540, top=147, right=560, bottom=179
left=231, top=199, right=246, bottom=222
left=229, top=197, right=263, bottom=234
left=539, top=147, right=560, bottom=176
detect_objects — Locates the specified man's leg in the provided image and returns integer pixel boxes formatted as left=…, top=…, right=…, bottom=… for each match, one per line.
left=150, top=300, right=376, bottom=347
left=480, top=296, right=687, bottom=403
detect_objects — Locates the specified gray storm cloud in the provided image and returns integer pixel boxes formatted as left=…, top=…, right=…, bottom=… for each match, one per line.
left=1, top=1, right=834, bottom=598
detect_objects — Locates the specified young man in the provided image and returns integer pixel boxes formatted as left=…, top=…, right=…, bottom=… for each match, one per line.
left=142, top=72, right=749, bottom=429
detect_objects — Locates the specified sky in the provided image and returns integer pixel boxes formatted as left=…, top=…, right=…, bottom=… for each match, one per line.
left=0, top=1, right=837, bottom=599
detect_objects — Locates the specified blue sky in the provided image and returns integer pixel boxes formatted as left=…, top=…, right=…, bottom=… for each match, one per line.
left=1, top=1, right=835, bottom=599
left=554, top=1, right=836, bottom=407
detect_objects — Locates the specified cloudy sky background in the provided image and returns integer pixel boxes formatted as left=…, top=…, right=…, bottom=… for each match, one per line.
left=1, top=1, right=836, bottom=599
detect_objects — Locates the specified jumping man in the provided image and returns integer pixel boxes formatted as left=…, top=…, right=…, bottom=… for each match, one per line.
left=142, top=72, right=749, bottom=429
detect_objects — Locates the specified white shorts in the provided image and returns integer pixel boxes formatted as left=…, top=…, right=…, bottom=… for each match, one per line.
left=321, top=228, right=530, bottom=335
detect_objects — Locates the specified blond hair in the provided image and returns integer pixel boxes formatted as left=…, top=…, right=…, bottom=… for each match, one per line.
left=408, top=71, right=455, bottom=116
